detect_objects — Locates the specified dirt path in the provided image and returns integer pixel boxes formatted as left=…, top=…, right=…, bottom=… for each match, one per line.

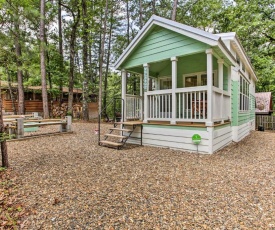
left=6, top=122, right=275, bottom=229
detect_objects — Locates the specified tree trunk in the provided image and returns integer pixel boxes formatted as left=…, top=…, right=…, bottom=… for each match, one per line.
left=0, top=82, right=9, bottom=168
left=58, top=0, right=63, bottom=104
left=171, top=0, right=178, bottom=21
left=6, top=69, right=17, bottom=115
left=139, top=0, right=143, bottom=29
left=103, top=9, right=113, bottom=114
left=67, top=8, right=81, bottom=115
left=152, top=0, right=156, bottom=15
left=82, top=0, right=89, bottom=120
left=45, top=36, right=53, bottom=111
left=98, top=0, right=108, bottom=116
left=14, top=19, right=24, bottom=115
left=40, top=0, right=49, bottom=118
left=126, top=0, right=130, bottom=45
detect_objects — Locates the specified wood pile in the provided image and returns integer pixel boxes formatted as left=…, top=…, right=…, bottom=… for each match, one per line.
left=51, top=103, right=68, bottom=118
left=51, top=103, right=82, bottom=118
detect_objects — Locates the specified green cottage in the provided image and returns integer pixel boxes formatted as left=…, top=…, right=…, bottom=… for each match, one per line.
left=111, top=15, right=257, bottom=154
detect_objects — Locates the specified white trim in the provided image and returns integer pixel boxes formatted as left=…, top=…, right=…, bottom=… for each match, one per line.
left=206, top=50, right=213, bottom=124
left=218, top=59, right=224, bottom=122
left=217, top=43, right=236, bottom=65
left=140, top=74, right=143, bottom=120
left=171, top=56, right=178, bottom=124
left=218, top=32, right=257, bottom=81
left=176, top=85, right=208, bottom=93
left=121, top=70, right=127, bottom=121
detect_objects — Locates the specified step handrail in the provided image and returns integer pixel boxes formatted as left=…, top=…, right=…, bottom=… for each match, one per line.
left=98, top=98, right=125, bottom=145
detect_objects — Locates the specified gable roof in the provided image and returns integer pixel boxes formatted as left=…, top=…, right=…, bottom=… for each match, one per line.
left=255, top=92, right=273, bottom=114
left=217, top=32, right=258, bottom=81
left=115, top=15, right=236, bottom=70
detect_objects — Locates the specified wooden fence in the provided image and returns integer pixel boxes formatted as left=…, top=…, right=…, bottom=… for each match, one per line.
left=3, top=100, right=98, bottom=119
left=256, top=115, right=275, bottom=130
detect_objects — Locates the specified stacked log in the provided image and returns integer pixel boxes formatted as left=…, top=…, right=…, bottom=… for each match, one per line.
left=51, top=103, right=68, bottom=118
left=51, top=103, right=83, bottom=119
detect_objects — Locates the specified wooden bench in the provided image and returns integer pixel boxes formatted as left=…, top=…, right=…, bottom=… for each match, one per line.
left=8, top=116, right=72, bottom=139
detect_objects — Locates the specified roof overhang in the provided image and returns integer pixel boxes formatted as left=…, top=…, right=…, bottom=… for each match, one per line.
left=218, top=33, right=258, bottom=82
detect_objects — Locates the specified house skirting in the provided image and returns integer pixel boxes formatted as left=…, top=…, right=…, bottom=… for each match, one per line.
left=125, top=122, right=233, bottom=154
left=232, top=120, right=254, bottom=142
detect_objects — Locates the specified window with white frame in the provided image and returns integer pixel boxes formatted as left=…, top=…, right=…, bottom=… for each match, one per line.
left=239, top=76, right=249, bottom=111
left=159, top=77, right=172, bottom=90
left=183, top=71, right=217, bottom=87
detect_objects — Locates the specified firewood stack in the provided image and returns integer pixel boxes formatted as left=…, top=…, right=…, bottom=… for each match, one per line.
left=51, top=103, right=83, bottom=119
left=51, top=103, right=68, bottom=118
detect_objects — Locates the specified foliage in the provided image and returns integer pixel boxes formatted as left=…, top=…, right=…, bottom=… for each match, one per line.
left=0, top=0, right=274, bottom=113
left=0, top=132, right=14, bottom=142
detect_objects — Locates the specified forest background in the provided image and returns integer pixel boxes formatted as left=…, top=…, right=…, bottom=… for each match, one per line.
left=0, top=0, right=274, bottom=120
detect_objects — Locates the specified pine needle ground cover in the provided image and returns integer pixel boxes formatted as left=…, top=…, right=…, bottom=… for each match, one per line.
left=3, top=122, right=275, bottom=229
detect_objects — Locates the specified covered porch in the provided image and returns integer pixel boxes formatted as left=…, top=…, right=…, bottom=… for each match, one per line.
left=121, top=49, right=231, bottom=126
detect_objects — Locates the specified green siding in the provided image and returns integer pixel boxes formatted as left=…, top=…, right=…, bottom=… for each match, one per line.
left=238, top=112, right=250, bottom=125
left=231, top=80, right=239, bottom=126
left=250, top=94, right=255, bottom=120
left=231, top=81, right=255, bottom=126
left=122, top=26, right=209, bottom=69
left=157, top=53, right=218, bottom=88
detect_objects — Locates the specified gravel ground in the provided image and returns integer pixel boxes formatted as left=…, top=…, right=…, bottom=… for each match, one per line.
left=7, top=122, right=275, bottom=229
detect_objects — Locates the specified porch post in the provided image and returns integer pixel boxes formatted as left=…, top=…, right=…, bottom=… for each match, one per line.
left=171, top=56, right=178, bottom=124
left=140, top=74, right=143, bottom=120
left=206, top=49, right=213, bottom=126
left=143, top=63, right=149, bottom=123
left=218, top=59, right=224, bottom=123
left=121, top=69, right=127, bottom=122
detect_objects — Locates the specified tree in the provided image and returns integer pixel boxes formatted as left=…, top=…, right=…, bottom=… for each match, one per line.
left=81, top=0, right=89, bottom=120
left=98, top=0, right=108, bottom=115
left=62, top=0, right=81, bottom=116
left=0, top=82, right=9, bottom=168
left=171, top=0, right=178, bottom=21
left=40, top=0, right=49, bottom=118
left=13, top=7, right=25, bottom=115
left=103, top=4, right=114, bottom=113
left=58, top=0, right=64, bottom=104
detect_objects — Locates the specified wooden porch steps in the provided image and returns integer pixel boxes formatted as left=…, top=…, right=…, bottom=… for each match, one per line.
left=104, top=134, right=127, bottom=139
left=109, top=127, right=132, bottom=132
left=99, top=140, right=124, bottom=147
left=99, top=121, right=143, bottom=150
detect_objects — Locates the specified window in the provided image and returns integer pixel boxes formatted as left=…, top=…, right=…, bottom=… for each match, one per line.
left=185, top=76, right=197, bottom=87
left=183, top=71, right=217, bottom=87
left=159, top=78, right=172, bottom=90
left=239, top=76, right=249, bottom=111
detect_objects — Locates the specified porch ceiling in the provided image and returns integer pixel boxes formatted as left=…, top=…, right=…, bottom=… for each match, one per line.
left=127, top=59, right=171, bottom=77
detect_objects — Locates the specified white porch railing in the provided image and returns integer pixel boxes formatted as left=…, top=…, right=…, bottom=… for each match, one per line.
left=176, top=86, right=208, bottom=121
left=147, top=90, right=172, bottom=120
left=142, top=86, right=231, bottom=123
left=126, top=94, right=142, bottom=120
left=213, top=87, right=231, bottom=121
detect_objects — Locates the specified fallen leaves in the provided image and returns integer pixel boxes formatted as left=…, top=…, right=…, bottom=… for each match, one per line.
left=0, top=169, right=29, bottom=229
left=2, top=122, right=275, bottom=229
